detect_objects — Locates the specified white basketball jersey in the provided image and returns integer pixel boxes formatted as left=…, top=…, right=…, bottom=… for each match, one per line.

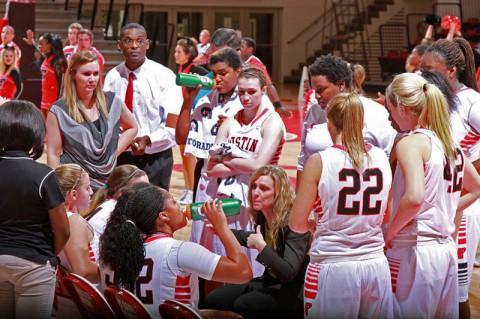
left=451, top=86, right=480, bottom=161
left=391, top=128, right=464, bottom=239
left=310, top=145, right=392, bottom=261
left=58, top=212, right=99, bottom=271
left=360, top=96, right=397, bottom=156
left=100, top=235, right=220, bottom=315
left=185, top=88, right=243, bottom=159
left=227, top=108, right=285, bottom=164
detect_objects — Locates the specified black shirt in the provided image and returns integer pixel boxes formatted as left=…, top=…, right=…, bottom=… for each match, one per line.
left=0, top=150, right=65, bottom=265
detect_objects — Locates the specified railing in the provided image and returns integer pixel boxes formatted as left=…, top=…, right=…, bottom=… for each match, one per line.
left=60, top=0, right=180, bottom=66
left=287, top=0, right=333, bottom=45
left=304, top=5, right=334, bottom=62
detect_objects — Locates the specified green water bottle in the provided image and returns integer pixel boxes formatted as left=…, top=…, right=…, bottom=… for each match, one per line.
left=176, top=73, right=216, bottom=90
left=184, top=198, right=240, bottom=221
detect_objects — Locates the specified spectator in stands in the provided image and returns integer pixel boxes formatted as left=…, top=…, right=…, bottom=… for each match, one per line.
left=104, top=23, right=183, bottom=191
left=0, top=25, right=21, bottom=66
left=0, top=45, right=21, bottom=99
left=0, top=1, right=9, bottom=45
left=74, top=29, right=105, bottom=77
left=197, top=29, right=211, bottom=57
left=24, top=31, right=67, bottom=120
left=46, top=50, right=137, bottom=190
left=63, top=22, right=83, bottom=59
left=240, top=37, right=292, bottom=118
left=405, top=44, right=428, bottom=73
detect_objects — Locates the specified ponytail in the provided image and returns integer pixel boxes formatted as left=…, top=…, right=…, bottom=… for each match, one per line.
left=99, top=183, right=154, bottom=291
left=427, top=38, right=478, bottom=91
left=453, top=37, right=478, bottom=91
left=391, top=73, right=456, bottom=162
left=327, top=93, right=367, bottom=170
left=83, top=165, right=147, bottom=218
left=99, top=184, right=148, bottom=292
left=419, top=83, right=457, bottom=162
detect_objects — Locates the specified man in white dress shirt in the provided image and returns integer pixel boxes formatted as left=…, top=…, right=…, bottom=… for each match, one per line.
left=103, top=23, right=183, bottom=190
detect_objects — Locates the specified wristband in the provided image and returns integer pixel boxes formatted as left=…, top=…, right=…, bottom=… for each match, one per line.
left=273, top=101, right=282, bottom=108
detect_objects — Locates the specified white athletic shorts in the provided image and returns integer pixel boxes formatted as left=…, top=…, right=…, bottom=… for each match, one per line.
left=304, top=253, right=393, bottom=318
left=457, top=215, right=469, bottom=303
left=386, top=237, right=458, bottom=318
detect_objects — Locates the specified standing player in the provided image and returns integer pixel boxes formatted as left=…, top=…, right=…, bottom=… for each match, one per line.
left=384, top=73, right=480, bottom=318
left=207, top=66, right=285, bottom=277
left=289, top=93, right=393, bottom=318
left=421, top=37, right=480, bottom=318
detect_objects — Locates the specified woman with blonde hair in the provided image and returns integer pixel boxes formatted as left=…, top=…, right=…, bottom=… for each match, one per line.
left=46, top=50, right=137, bottom=190
left=0, top=46, right=21, bottom=99
left=204, top=165, right=309, bottom=319
left=383, top=73, right=480, bottom=318
left=290, top=93, right=393, bottom=318
left=54, top=163, right=98, bottom=317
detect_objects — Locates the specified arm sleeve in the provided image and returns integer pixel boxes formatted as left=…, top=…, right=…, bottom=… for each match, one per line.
left=230, top=229, right=253, bottom=247
left=176, top=241, right=221, bottom=281
left=466, top=94, right=480, bottom=135
left=40, top=170, right=65, bottom=210
left=10, top=69, right=21, bottom=99
left=256, top=228, right=310, bottom=282
left=297, top=105, right=324, bottom=171
left=297, top=113, right=311, bottom=171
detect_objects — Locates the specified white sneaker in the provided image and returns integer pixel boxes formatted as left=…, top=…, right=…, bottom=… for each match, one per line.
left=178, top=189, right=193, bottom=205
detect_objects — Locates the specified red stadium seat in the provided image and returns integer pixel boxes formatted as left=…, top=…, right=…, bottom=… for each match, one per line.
left=53, top=265, right=72, bottom=310
left=63, top=273, right=116, bottom=319
left=158, top=300, right=202, bottom=319
left=104, top=285, right=152, bottom=319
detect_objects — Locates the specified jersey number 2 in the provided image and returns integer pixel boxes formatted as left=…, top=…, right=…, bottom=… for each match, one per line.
left=136, top=258, right=154, bottom=304
left=338, top=168, right=383, bottom=215
left=444, top=149, right=464, bottom=193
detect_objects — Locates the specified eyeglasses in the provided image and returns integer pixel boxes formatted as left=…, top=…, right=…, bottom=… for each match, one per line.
left=122, top=38, right=148, bottom=47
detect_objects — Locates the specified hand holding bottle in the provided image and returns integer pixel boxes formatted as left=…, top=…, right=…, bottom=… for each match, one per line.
left=201, top=199, right=228, bottom=231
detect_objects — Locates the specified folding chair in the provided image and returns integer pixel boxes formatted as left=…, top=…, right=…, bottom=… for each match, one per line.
left=158, top=300, right=202, bottom=319
left=53, top=265, right=72, bottom=311
left=63, top=273, right=116, bottom=319
left=104, top=285, right=152, bottom=319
